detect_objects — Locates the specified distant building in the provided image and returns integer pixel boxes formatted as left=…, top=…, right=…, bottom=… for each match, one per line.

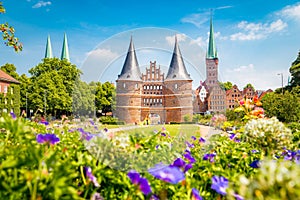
left=193, top=17, right=272, bottom=113
left=115, top=37, right=193, bottom=124
left=193, top=16, right=226, bottom=114
left=0, top=69, right=20, bottom=114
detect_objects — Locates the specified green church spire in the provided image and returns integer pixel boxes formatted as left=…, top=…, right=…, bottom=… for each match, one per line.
left=45, top=35, right=53, bottom=58
left=61, top=33, right=70, bottom=61
left=207, top=15, right=218, bottom=59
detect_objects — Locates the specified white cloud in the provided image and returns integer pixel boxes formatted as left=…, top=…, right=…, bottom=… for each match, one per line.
left=278, top=2, right=300, bottom=22
left=222, top=64, right=288, bottom=90
left=165, top=34, right=187, bottom=46
left=231, top=64, right=254, bottom=72
left=86, top=48, right=119, bottom=61
left=32, top=1, right=51, bottom=9
left=190, top=36, right=206, bottom=48
left=230, top=19, right=287, bottom=41
left=181, top=13, right=210, bottom=28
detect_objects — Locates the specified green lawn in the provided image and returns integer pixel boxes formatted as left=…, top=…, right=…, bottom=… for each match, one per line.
left=112, top=124, right=201, bottom=138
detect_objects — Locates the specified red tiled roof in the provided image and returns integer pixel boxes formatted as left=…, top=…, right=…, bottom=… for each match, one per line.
left=0, top=70, right=20, bottom=84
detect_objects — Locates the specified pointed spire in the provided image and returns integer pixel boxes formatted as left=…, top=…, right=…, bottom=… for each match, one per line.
left=118, top=36, right=142, bottom=81
left=166, top=35, right=191, bottom=80
left=45, top=35, right=53, bottom=58
left=207, top=14, right=218, bottom=59
left=61, top=33, right=70, bottom=61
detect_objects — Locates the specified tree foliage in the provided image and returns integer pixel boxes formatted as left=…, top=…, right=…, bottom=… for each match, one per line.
left=243, top=83, right=255, bottom=91
left=219, top=81, right=233, bottom=91
left=0, top=2, right=22, bottom=52
left=95, top=81, right=116, bottom=116
left=289, top=51, right=300, bottom=87
left=28, top=58, right=81, bottom=117
left=261, top=91, right=300, bottom=123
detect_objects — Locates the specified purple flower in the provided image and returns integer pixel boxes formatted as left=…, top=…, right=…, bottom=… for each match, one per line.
left=150, top=195, right=160, bottom=200
left=10, top=112, right=16, bottom=119
left=127, top=170, right=152, bottom=195
left=103, top=127, right=108, bottom=132
left=229, top=133, right=236, bottom=140
left=284, top=150, right=297, bottom=161
left=148, top=164, right=185, bottom=184
left=138, top=177, right=152, bottom=195
left=89, top=119, right=95, bottom=125
left=186, top=141, right=195, bottom=148
left=171, top=158, right=186, bottom=168
left=233, top=193, right=244, bottom=200
left=85, top=166, right=100, bottom=187
left=184, top=163, right=193, bottom=173
left=191, top=188, right=203, bottom=200
left=251, top=149, right=259, bottom=153
left=81, top=131, right=94, bottom=141
left=155, top=145, right=160, bottom=150
left=199, top=137, right=206, bottom=143
left=184, top=152, right=196, bottom=164
left=203, top=153, right=216, bottom=163
left=36, top=133, right=60, bottom=145
left=249, top=160, right=261, bottom=168
left=161, top=132, right=166, bottom=137
left=211, top=175, right=228, bottom=195
left=39, top=120, right=49, bottom=126
left=191, top=136, right=197, bottom=140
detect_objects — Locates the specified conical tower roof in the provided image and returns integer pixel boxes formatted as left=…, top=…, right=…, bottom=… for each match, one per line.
left=165, top=35, right=191, bottom=80
left=118, top=37, right=142, bottom=81
left=61, top=33, right=70, bottom=61
left=45, top=35, right=53, bottom=58
left=207, top=16, right=218, bottom=59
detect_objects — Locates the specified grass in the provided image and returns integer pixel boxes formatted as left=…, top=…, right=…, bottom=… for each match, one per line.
left=113, top=124, right=202, bottom=138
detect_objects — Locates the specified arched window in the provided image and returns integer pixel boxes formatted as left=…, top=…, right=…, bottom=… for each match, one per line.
left=123, top=83, right=126, bottom=88
left=175, top=84, right=178, bottom=89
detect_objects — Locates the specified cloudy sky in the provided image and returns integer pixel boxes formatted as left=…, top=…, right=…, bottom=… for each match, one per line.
left=1, top=0, right=300, bottom=90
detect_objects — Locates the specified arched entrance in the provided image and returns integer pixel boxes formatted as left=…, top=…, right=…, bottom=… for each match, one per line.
left=149, top=113, right=161, bottom=125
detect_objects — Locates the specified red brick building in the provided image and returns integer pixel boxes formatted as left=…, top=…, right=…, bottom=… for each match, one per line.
left=116, top=37, right=193, bottom=124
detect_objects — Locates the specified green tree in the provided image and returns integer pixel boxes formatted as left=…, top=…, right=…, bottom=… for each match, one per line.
left=261, top=91, right=300, bottom=123
left=0, top=63, right=19, bottom=79
left=28, top=58, right=81, bottom=117
left=244, top=83, right=255, bottom=91
left=219, top=81, right=233, bottom=91
left=72, top=79, right=95, bottom=116
left=289, top=51, right=300, bottom=87
left=95, top=81, right=116, bottom=116
left=0, top=2, right=22, bottom=52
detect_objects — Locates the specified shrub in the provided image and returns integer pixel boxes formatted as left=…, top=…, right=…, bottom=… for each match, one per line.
left=243, top=117, right=293, bottom=155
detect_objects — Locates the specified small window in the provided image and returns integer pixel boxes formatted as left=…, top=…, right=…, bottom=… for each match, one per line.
left=175, top=84, right=178, bottom=89
left=4, top=86, right=7, bottom=93
left=135, top=83, right=138, bottom=89
left=123, top=83, right=126, bottom=88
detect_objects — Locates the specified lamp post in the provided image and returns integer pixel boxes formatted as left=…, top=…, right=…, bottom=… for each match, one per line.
left=277, top=73, right=284, bottom=95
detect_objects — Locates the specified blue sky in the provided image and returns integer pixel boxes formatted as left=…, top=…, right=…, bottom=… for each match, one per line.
left=0, top=0, right=300, bottom=90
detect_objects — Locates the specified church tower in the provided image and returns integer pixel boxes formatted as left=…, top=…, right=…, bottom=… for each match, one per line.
left=115, top=37, right=143, bottom=123
left=205, top=16, right=219, bottom=88
left=61, top=33, right=70, bottom=61
left=204, top=16, right=226, bottom=112
left=164, top=36, right=193, bottom=122
left=45, top=35, right=53, bottom=58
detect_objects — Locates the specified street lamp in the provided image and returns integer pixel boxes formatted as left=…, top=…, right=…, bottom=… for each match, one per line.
left=277, top=73, right=284, bottom=95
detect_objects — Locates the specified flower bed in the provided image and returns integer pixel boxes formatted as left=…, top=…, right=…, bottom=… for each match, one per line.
left=0, top=111, right=299, bottom=199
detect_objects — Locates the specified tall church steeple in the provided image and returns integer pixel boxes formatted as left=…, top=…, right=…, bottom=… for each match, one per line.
left=45, top=35, right=53, bottom=58
left=61, top=33, right=70, bottom=61
left=207, top=15, right=218, bottom=59
left=117, top=36, right=142, bottom=81
left=166, top=35, right=191, bottom=80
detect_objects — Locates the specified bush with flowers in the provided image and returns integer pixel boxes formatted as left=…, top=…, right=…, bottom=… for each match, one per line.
left=0, top=105, right=299, bottom=200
